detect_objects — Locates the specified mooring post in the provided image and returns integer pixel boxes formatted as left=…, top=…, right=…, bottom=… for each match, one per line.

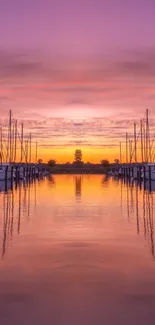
left=137, top=166, right=139, bottom=181
left=26, top=167, right=28, bottom=178
left=148, top=165, right=151, bottom=191
left=132, top=166, right=134, bottom=178
left=5, top=166, right=8, bottom=192
left=128, top=167, right=130, bottom=178
left=5, top=165, right=8, bottom=181
left=139, top=166, right=142, bottom=182
left=11, top=165, right=14, bottom=188
left=18, top=167, right=20, bottom=180
left=15, top=166, right=17, bottom=182
left=143, top=165, right=146, bottom=184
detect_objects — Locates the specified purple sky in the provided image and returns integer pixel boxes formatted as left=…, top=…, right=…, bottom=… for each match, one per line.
left=0, top=0, right=155, bottom=161
left=1, top=0, right=155, bottom=53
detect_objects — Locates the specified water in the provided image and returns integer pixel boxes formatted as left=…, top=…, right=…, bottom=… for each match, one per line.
left=0, top=175, right=155, bottom=325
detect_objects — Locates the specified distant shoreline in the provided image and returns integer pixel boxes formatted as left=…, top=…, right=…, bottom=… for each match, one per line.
left=48, top=165, right=110, bottom=174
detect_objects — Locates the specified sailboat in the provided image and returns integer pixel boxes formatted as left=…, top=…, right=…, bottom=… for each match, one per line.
left=141, top=163, right=155, bottom=181
left=0, top=161, right=12, bottom=181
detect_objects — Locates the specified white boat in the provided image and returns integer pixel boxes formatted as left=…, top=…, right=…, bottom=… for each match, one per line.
left=141, top=163, right=155, bottom=181
left=132, top=166, right=137, bottom=179
left=13, top=166, right=25, bottom=180
left=0, top=163, right=12, bottom=181
left=19, top=166, right=24, bottom=179
left=118, top=168, right=122, bottom=176
left=133, top=166, right=143, bottom=179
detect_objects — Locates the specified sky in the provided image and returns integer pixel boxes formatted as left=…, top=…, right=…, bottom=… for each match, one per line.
left=0, top=0, right=155, bottom=162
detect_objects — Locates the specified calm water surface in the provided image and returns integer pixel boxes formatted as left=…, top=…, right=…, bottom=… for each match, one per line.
left=0, top=175, right=155, bottom=324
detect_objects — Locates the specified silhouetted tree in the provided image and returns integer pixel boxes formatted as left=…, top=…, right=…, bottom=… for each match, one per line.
left=48, top=159, right=56, bottom=167
left=64, top=162, right=71, bottom=165
left=37, top=159, right=43, bottom=164
left=100, top=159, right=110, bottom=167
left=74, top=149, right=83, bottom=163
left=114, top=159, right=120, bottom=164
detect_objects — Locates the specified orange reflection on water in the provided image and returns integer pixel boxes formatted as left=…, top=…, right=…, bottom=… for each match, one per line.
left=0, top=176, right=155, bottom=325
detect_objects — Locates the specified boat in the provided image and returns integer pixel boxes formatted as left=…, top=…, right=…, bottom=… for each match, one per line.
left=133, top=166, right=143, bottom=180
left=19, top=166, right=24, bottom=179
left=0, top=163, right=12, bottom=181
left=141, top=163, right=155, bottom=181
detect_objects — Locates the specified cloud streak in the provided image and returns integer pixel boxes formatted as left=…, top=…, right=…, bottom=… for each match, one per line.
left=0, top=47, right=155, bottom=161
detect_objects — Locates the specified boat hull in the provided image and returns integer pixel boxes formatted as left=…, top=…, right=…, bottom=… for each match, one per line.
left=0, top=170, right=12, bottom=181
left=142, top=171, right=155, bottom=181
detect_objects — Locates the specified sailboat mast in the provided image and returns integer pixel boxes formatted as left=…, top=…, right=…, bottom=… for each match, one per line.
left=20, top=123, right=24, bottom=163
left=0, top=127, right=3, bottom=164
left=35, top=141, right=38, bottom=164
left=126, top=132, right=128, bottom=163
left=29, top=133, right=32, bottom=163
left=25, top=140, right=28, bottom=163
left=119, top=141, right=122, bottom=163
left=9, top=110, right=12, bottom=163
left=140, top=119, right=144, bottom=163
left=129, top=140, right=132, bottom=163
left=12, top=122, right=15, bottom=163
left=14, top=120, right=17, bottom=163
left=145, top=109, right=149, bottom=163
left=134, top=122, right=137, bottom=163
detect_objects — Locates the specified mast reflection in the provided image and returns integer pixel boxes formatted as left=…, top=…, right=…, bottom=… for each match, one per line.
left=1, top=179, right=37, bottom=259
left=125, top=179, right=155, bottom=259
left=75, top=176, right=82, bottom=202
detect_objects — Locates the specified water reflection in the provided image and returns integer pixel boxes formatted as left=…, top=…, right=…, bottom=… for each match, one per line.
left=75, top=176, right=82, bottom=202
left=101, top=174, right=109, bottom=186
left=1, top=175, right=155, bottom=263
left=0, top=179, right=37, bottom=258
left=1, top=175, right=155, bottom=325
left=0, top=180, right=12, bottom=192
left=121, top=179, right=155, bottom=259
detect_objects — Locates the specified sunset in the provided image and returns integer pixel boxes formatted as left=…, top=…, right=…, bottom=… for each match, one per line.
left=1, top=1, right=155, bottom=325
left=1, top=0, right=155, bottom=163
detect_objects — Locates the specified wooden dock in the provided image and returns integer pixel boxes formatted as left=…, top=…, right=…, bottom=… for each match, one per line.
left=110, top=163, right=155, bottom=191
left=0, top=163, right=49, bottom=191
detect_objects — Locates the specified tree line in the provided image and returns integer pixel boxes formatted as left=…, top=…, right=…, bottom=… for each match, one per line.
left=41, top=150, right=120, bottom=168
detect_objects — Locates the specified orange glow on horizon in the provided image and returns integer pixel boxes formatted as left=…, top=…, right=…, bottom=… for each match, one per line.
left=35, top=146, right=120, bottom=163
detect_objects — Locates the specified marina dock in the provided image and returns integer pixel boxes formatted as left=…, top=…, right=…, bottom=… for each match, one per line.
left=0, top=110, right=49, bottom=189
left=109, top=109, right=155, bottom=190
